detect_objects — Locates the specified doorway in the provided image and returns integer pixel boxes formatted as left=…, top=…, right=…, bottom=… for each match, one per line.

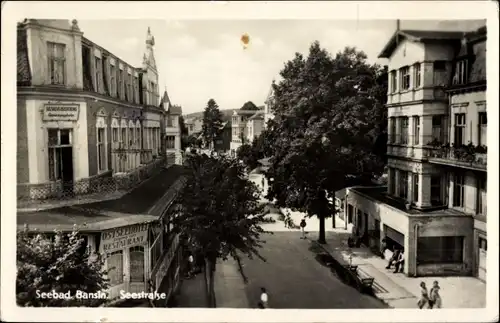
left=48, top=129, right=74, bottom=195
left=478, top=236, right=487, bottom=282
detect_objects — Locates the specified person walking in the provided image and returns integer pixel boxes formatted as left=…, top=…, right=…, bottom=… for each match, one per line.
left=300, top=218, right=307, bottom=239
left=429, top=281, right=442, bottom=309
left=260, top=287, right=269, bottom=308
left=417, top=281, right=430, bottom=309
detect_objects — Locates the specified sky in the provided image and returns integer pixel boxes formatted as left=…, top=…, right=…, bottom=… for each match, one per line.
left=78, top=19, right=486, bottom=115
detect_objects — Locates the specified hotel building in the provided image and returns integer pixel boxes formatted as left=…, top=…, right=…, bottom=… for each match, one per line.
left=229, top=109, right=265, bottom=156
left=346, top=25, right=487, bottom=280
left=17, top=19, right=186, bottom=304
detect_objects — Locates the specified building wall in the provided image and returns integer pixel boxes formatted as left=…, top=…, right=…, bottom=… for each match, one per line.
left=25, top=21, right=83, bottom=88
left=449, top=91, right=487, bottom=146
left=25, top=97, right=89, bottom=183
left=17, top=98, right=29, bottom=183
left=388, top=39, right=426, bottom=71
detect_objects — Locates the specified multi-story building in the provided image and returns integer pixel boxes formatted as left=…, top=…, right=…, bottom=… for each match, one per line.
left=184, top=117, right=203, bottom=136
left=161, top=90, right=183, bottom=165
left=16, top=19, right=174, bottom=200
left=246, top=110, right=265, bottom=143
left=17, top=19, right=186, bottom=304
left=229, top=108, right=265, bottom=155
left=345, top=25, right=487, bottom=279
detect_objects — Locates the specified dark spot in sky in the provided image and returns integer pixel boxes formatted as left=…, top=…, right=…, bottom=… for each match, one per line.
left=241, top=33, right=250, bottom=49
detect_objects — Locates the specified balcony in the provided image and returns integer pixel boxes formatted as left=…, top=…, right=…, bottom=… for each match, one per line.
left=387, top=135, right=443, bottom=160
left=427, top=142, right=487, bottom=171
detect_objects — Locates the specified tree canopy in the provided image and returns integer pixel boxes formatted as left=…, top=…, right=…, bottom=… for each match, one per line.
left=201, top=99, right=224, bottom=149
left=169, top=154, right=268, bottom=307
left=264, top=42, right=387, bottom=243
left=17, top=229, right=108, bottom=307
left=240, top=101, right=260, bottom=111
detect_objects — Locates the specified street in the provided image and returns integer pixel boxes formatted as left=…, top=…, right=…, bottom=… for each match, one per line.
left=234, top=231, right=387, bottom=309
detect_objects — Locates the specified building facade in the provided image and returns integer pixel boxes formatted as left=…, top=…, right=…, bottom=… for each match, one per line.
left=346, top=25, right=487, bottom=280
left=16, top=19, right=181, bottom=201
left=264, top=83, right=275, bottom=127
left=230, top=109, right=264, bottom=156
left=161, top=90, right=183, bottom=165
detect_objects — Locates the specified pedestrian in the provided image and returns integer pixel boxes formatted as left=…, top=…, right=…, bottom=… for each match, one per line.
left=393, top=250, right=404, bottom=273
left=187, top=253, right=194, bottom=274
left=429, top=281, right=442, bottom=309
left=260, top=287, right=269, bottom=308
left=300, top=218, right=307, bottom=239
left=385, top=248, right=400, bottom=269
left=417, top=281, right=430, bottom=309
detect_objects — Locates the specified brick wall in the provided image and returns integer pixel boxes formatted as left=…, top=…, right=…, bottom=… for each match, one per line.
left=17, top=98, right=29, bottom=183
left=86, top=99, right=142, bottom=176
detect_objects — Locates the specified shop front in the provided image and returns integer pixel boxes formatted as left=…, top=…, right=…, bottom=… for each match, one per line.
left=19, top=98, right=90, bottom=200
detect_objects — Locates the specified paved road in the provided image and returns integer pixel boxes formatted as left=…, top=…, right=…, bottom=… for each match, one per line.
left=237, top=231, right=388, bottom=309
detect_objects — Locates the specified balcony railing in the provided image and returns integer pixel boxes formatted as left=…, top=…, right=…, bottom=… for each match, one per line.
left=388, top=134, right=448, bottom=147
left=427, top=142, right=487, bottom=171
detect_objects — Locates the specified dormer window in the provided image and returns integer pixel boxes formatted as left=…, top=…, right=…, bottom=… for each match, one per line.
left=453, top=59, right=468, bottom=85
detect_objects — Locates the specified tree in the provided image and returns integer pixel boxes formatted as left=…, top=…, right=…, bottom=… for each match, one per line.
left=265, top=42, right=387, bottom=244
left=169, top=154, right=268, bottom=307
left=201, top=99, right=223, bottom=150
left=236, top=143, right=259, bottom=170
left=240, top=101, right=260, bottom=111
left=17, top=228, right=108, bottom=307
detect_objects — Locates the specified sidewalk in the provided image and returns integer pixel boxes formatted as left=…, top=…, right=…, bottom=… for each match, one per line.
left=214, top=257, right=250, bottom=308
left=311, top=229, right=486, bottom=308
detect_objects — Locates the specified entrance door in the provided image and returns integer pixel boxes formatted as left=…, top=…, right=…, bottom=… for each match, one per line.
left=478, top=237, right=487, bottom=282
left=61, top=147, right=74, bottom=193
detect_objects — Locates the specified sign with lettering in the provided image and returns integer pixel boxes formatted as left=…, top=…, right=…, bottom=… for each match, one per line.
left=101, top=223, right=148, bottom=253
left=43, top=104, right=79, bottom=121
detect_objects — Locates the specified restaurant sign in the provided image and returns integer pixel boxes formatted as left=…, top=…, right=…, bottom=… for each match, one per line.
left=101, top=223, right=148, bottom=253
left=42, top=104, right=80, bottom=121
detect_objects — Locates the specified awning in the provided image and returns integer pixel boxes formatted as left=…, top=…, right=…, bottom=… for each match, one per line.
left=384, top=225, right=405, bottom=247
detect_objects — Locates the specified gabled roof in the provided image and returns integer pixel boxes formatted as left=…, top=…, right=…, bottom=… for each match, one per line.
left=17, top=27, right=31, bottom=86
left=378, top=29, right=463, bottom=58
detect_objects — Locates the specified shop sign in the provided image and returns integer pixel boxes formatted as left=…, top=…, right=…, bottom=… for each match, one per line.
left=42, top=104, right=80, bottom=121
left=101, top=223, right=148, bottom=253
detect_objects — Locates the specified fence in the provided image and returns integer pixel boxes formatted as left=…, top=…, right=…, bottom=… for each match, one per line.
left=17, top=157, right=165, bottom=201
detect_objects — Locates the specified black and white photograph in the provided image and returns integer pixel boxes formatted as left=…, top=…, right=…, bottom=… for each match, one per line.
left=1, top=1, right=498, bottom=322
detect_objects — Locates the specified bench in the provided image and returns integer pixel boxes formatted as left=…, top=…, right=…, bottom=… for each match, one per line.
left=344, top=264, right=375, bottom=290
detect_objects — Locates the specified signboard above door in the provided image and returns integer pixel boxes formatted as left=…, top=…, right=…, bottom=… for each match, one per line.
left=43, top=104, right=80, bottom=121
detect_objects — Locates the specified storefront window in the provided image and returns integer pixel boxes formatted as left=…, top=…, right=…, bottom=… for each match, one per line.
left=417, top=236, right=464, bottom=264
left=48, top=129, right=72, bottom=181
left=107, top=250, right=124, bottom=286
left=130, top=246, right=145, bottom=282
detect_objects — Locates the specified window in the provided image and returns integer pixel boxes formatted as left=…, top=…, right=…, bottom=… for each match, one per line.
left=134, top=76, right=139, bottom=103
left=110, top=65, right=116, bottom=96
left=431, top=175, right=443, bottom=206
left=127, top=73, right=132, bottom=101
left=400, top=66, right=410, bottom=90
left=413, top=173, right=419, bottom=203
left=413, top=116, right=420, bottom=145
left=389, top=117, right=396, bottom=143
left=97, top=127, right=106, bottom=172
left=48, top=129, right=72, bottom=181
left=390, top=70, right=397, bottom=93
left=414, top=63, right=421, bottom=88
left=129, top=127, right=134, bottom=146
left=476, top=176, right=487, bottom=215
left=400, top=117, right=409, bottom=144
left=453, top=59, right=468, bottom=85
left=167, top=116, right=173, bottom=127
left=129, top=246, right=145, bottom=282
left=118, top=69, right=123, bottom=98
left=398, top=170, right=408, bottom=200
left=478, top=112, right=487, bottom=147
left=388, top=168, right=396, bottom=195
left=454, top=114, right=466, bottom=146
left=432, top=115, right=444, bottom=143
left=479, top=237, right=487, bottom=252
left=121, top=127, right=127, bottom=145
left=112, top=127, right=118, bottom=142
left=95, top=57, right=101, bottom=92
left=47, top=42, right=66, bottom=85
left=453, top=173, right=465, bottom=208
left=107, top=250, right=124, bottom=286
left=166, top=136, right=176, bottom=149
left=136, top=127, right=141, bottom=145
left=417, top=236, right=464, bottom=264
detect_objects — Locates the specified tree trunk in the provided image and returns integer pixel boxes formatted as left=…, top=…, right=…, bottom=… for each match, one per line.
left=204, top=257, right=217, bottom=308
left=318, top=214, right=326, bottom=244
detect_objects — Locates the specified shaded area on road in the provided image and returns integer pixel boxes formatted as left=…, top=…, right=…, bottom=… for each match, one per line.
left=235, top=231, right=387, bottom=309
left=172, top=274, right=208, bottom=307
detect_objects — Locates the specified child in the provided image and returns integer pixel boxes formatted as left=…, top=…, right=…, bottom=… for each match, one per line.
left=417, top=281, right=429, bottom=309
left=429, top=281, right=442, bottom=309
left=300, top=218, right=307, bottom=239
